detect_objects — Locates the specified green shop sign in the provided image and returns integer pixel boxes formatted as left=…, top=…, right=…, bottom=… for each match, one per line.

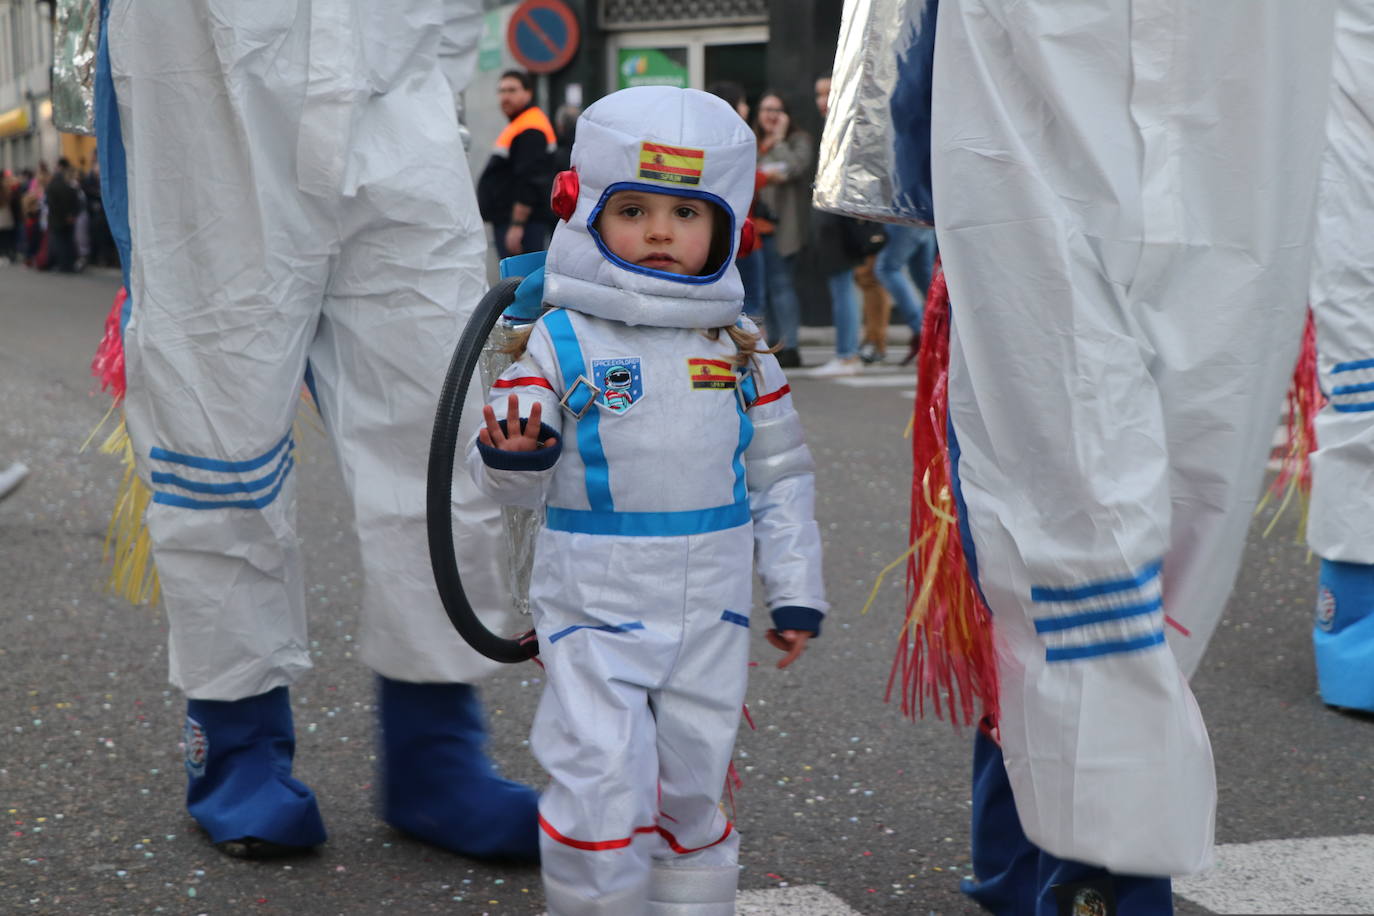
left=617, top=48, right=688, bottom=90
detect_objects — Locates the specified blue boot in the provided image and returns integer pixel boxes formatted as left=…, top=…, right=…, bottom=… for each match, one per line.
left=184, top=686, right=327, bottom=856
left=378, top=677, right=540, bottom=862
left=1314, top=560, right=1374, bottom=712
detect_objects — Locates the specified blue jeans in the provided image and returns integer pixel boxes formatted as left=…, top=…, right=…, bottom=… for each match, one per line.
left=874, top=223, right=935, bottom=333
left=760, top=235, right=802, bottom=349
left=737, top=247, right=766, bottom=319
left=827, top=268, right=860, bottom=359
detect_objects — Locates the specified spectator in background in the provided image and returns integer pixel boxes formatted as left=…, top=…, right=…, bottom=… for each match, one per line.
left=860, top=222, right=935, bottom=366
left=707, top=80, right=766, bottom=319
left=810, top=75, right=866, bottom=377
left=46, top=158, right=83, bottom=273
left=0, top=170, right=16, bottom=262
left=477, top=69, right=557, bottom=259
left=551, top=103, right=579, bottom=174
left=754, top=90, right=813, bottom=367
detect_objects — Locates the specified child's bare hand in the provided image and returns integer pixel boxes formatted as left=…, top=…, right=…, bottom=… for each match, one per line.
left=479, top=394, right=555, bottom=452
left=765, top=629, right=812, bottom=669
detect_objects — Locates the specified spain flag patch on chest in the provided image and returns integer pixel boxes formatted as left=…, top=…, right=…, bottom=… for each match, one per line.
left=639, top=142, right=705, bottom=186
left=689, top=358, right=736, bottom=390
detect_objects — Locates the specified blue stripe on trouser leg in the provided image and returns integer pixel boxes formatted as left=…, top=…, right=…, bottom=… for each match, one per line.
left=949, top=421, right=1173, bottom=915
left=184, top=687, right=326, bottom=847
left=377, top=677, right=539, bottom=862
left=1313, top=559, right=1374, bottom=712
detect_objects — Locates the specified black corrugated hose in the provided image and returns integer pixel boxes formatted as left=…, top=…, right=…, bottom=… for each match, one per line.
left=426, top=276, right=538, bottom=663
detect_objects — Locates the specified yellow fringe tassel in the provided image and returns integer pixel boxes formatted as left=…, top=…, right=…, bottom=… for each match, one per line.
left=85, top=389, right=320, bottom=608
left=94, top=415, right=162, bottom=606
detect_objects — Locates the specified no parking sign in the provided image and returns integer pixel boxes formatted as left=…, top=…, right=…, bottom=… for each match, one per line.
left=506, top=0, right=580, bottom=75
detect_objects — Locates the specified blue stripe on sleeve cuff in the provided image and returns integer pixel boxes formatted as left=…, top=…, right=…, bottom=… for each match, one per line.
left=770, top=606, right=822, bottom=637
left=476, top=421, right=562, bottom=471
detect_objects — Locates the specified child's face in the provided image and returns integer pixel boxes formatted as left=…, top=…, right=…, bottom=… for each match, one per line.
left=597, top=189, right=717, bottom=276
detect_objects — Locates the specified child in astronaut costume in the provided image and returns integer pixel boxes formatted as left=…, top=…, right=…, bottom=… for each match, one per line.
left=468, top=86, right=827, bottom=915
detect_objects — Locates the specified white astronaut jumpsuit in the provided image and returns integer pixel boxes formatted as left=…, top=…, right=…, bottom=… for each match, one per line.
left=468, top=87, right=828, bottom=915
left=100, top=0, right=535, bottom=858
left=931, top=0, right=1337, bottom=878
left=1307, top=0, right=1374, bottom=714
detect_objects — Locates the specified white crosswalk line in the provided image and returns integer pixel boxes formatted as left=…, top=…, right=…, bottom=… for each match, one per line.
left=540, top=884, right=861, bottom=915
left=1174, top=835, right=1374, bottom=914
left=737, top=885, right=865, bottom=914
left=831, top=373, right=915, bottom=387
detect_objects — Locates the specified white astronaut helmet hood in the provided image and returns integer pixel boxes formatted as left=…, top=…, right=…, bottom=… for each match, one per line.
left=543, top=86, right=757, bottom=329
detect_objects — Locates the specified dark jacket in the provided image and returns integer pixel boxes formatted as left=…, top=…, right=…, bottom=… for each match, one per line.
left=477, top=106, right=556, bottom=226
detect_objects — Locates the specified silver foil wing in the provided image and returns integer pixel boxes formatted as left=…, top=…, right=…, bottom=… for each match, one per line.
left=52, top=0, right=100, bottom=135
left=814, top=0, right=938, bottom=226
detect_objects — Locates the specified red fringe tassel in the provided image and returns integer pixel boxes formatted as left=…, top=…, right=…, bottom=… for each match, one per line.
left=887, top=259, right=1000, bottom=728
left=92, top=286, right=129, bottom=401
left=1266, top=307, right=1323, bottom=506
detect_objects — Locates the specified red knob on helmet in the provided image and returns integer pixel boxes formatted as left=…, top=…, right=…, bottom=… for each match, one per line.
left=551, top=169, right=579, bottom=222
left=736, top=217, right=759, bottom=259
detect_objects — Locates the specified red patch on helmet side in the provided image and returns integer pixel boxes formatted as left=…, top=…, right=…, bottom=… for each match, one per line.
left=551, top=170, right=579, bottom=221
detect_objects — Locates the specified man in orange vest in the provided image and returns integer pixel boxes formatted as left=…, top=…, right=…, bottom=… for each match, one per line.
left=478, top=69, right=557, bottom=258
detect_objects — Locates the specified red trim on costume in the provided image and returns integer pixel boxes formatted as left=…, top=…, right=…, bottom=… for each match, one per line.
left=657, top=821, right=734, bottom=855
left=752, top=384, right=791, bottom=407
left=495, top=376, right=554, bottom=390
left=538, top=814, right=657, bottom=851
left=688, top=358, right=733, bottom=370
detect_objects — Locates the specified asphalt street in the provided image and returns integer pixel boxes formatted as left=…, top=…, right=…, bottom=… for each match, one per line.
left=1, top=265, right=1370, bottom=915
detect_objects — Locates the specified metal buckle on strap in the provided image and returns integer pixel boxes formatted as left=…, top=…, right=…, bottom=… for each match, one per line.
left=735, top=365, right=762, bottom=412
left=559, top=374, right=601, bottom=420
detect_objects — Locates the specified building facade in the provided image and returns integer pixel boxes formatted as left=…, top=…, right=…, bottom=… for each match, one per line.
left=0, top=0, right=59, bottom=174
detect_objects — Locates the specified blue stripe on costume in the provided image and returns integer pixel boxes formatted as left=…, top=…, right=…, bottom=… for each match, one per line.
left=1032, top=597, right=1164, bottom=634
left=1332, top=402, right=1374, bottom=413
left=150, top=429, right=294, bottom=473
left=1331, top=380, right=1374, bottom=396
left=720, top=610, right=750, bottom=628
left=1044, top=630, right=1166, bottom=662
left=151, top=444, right=295, bottom=494
left=544, top=309, right=614, bottom=511
left=1332, top=357, right=1374, bottom=373
left=95, top=0, right=132, bottom=297
left=546, top=502, right=749, bottom=537
left=547, top=621, right=646, bottom=644
left=152, top=457, right=295, bottom=510
left=1030, top=561, right=1162, bottom=603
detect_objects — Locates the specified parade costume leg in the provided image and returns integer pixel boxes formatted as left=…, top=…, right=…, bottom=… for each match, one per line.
left=185, top=687, right=326, bottom=854
left=377, top=678, right=539, bottom=861
left=1307, top=0, right=1374, bottom=714
left=962, top=725, right=1172, bottom=916
left=932, top=0, right=1334, bottom=878
left=531, top=529, right=752, bottom=915
left=1313, top=562, right=1374, bottom=712
left=108, top=0, right=526, bottom=856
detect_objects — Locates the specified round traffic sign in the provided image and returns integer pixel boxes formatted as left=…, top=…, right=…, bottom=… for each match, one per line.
left=506, top=0, right=580, bottom=75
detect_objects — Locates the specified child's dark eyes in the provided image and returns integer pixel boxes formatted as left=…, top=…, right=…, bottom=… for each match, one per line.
left=675, top=206, right=699, bottom=219
left=619, top=205, right=644, bottom=218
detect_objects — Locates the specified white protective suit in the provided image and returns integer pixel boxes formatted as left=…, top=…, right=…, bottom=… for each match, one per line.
left=1310, top=0, right=1374, bottom=562
left=107, top=0, right=511, bottom=699
left=932, top=0, right=1337, bottom=876
left=468, top=87, right=828, bottom=915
